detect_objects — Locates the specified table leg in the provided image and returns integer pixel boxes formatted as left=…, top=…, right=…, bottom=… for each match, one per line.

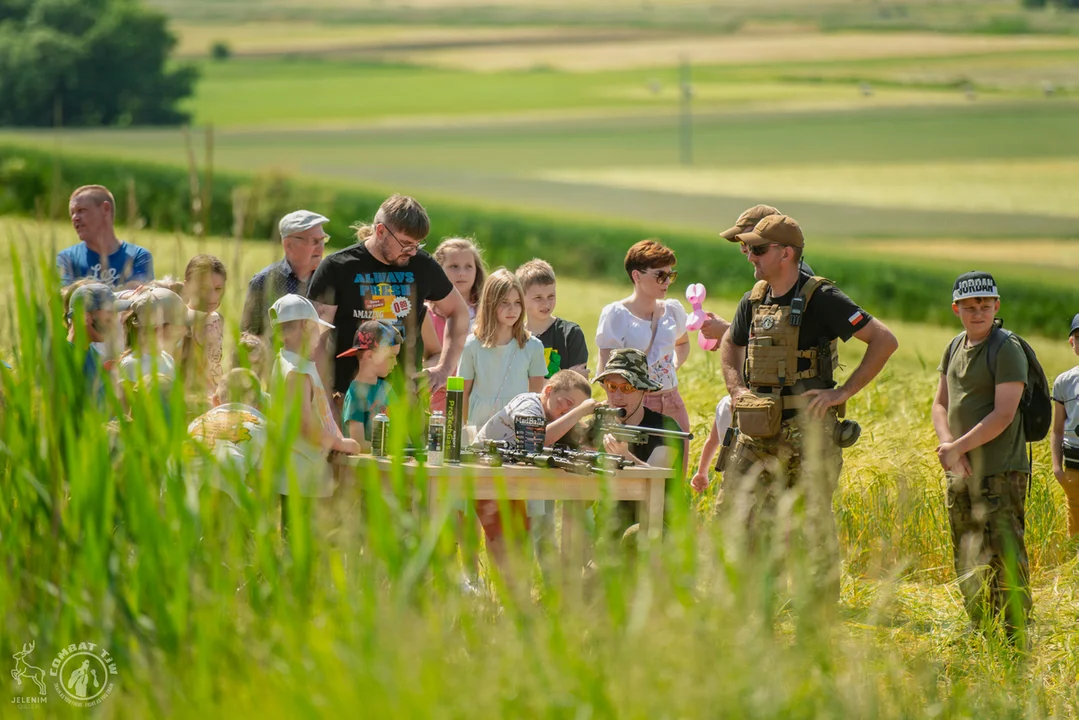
left=640, top=476, right=665, bottom=542
left=560, top=501, right=586, bottom=597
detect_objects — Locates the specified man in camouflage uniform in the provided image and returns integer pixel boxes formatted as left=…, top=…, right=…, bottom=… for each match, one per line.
left=932, top=271, right=1032, bottom=640
left=718, top=214, right=898, bottom=599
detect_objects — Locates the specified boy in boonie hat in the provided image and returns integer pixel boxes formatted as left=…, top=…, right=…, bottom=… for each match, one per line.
left=337, top=320, right=403, bottom=449
left=592, top=348, right=684, bottom=544
left=592, top=348, right=678, bottom=468
left=268, top=294, right=358, bottom=505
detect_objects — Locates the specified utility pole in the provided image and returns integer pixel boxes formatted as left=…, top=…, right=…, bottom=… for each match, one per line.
left=679, top=56, right=693, bottom=166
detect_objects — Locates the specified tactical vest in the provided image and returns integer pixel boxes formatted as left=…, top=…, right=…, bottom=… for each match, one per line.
left=746, top=276, right=839, bottom=396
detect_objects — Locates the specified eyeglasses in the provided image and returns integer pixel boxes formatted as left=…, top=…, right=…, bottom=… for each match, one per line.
left=286, top=234, right=330, bottom=247
left=602, top=380, right=637, bottom=395
left=743, top=242, right=782, bottom=257
left=644, top=269, right=678, bottom=285
left=381, top=223, right=426, bottom=254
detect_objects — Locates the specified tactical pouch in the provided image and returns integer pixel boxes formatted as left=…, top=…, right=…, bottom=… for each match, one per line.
left=1063, top=443, right=1079, bottom=471
left=734, top=394, right=782, bottom=439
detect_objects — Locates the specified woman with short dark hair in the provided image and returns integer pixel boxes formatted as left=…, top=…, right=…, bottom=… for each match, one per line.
left=595, top=239, right=695, bottom=433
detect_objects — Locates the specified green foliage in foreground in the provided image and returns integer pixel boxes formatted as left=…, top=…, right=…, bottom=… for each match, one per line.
left=2, top=251, right=1079, bottom=716
left=3, top=143, right=1079, bottom=339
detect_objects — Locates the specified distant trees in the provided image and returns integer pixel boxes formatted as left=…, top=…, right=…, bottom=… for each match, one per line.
left=1022, top=0, right=1079, bottom=8
left=0, top=0, right=198, bottom=127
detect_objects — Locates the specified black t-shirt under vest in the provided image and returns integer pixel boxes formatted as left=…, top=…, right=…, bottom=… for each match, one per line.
left=307, top=242, right=454, bottom=394
left=729, top=270, right=872, bottom=391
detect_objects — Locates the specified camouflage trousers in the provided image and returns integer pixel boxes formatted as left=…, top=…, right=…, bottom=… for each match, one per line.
left=947, top=471, right=1031, bottom=638
left=718, top=414, right=844, bottom=602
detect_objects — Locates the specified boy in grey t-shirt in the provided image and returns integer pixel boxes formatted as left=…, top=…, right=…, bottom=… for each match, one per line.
left=474, top=371, right=595, bottom=573
left=1050, top=313, right=1079, bottom=550
left=931, top=272, right=1030, bottom=641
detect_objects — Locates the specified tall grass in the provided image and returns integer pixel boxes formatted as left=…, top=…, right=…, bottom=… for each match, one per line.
left=2, top=242, right=1079, bottom=716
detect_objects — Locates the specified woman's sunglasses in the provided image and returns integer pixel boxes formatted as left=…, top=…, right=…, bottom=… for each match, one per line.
left=645, top=269, right=678, bottom=284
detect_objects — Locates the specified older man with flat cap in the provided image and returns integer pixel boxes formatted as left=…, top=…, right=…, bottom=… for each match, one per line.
left=717, top=213, right=897, bottom=600
left=242, top=210, right=331, bottom=336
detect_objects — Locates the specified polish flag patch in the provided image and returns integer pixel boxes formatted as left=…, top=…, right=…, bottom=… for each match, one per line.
left=848, top=311, right=864, bottom=326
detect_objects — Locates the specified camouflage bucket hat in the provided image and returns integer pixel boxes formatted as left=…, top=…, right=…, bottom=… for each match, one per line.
left=592, top=348, right=662, bottom=392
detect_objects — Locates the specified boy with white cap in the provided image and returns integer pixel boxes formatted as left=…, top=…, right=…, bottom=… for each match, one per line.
left=242, top=209, right=331, bottom=335
left=270, top=294, right=360, bottom=505
left=932, top=270, right=1031, bottom=640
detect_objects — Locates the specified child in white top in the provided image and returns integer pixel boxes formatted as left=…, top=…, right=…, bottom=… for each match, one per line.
left=185, top=368, right=268, bottom=508
left=1051, top=313, right=1079, bottom=545
left=270, top=294, right=360, bottom=499
left=691, top=396, right=733, bottom=493
left=118, top=287, right=189, bottom=386
left=458, top=268, right=547, bottom=429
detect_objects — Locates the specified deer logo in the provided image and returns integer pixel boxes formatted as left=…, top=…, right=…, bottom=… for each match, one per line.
left=11, top=641, right=47, bottom=696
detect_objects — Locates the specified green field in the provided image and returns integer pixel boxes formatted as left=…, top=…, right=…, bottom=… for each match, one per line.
left=4, top=219, right=1079, bottom=715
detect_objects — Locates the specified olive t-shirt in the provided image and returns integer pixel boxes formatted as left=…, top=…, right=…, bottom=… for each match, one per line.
left=938, top=332, right=1029, bottom=478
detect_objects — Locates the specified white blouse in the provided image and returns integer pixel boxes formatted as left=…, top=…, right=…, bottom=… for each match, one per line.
left=596, top=299, right=687, bottom=392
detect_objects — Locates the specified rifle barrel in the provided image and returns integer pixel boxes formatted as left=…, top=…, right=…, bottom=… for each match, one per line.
left=606, top=423, right=693, bottom=441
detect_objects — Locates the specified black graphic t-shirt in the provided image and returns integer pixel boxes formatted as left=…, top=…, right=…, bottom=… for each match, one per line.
left=729, top=271, right=871, bottom=390
left=307, top=242, right=454, bottom=393
left=537, top=317, right=589, bottom=378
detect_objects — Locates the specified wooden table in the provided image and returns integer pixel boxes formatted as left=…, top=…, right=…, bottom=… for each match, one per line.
left=332, top=455, right=674, bottom=542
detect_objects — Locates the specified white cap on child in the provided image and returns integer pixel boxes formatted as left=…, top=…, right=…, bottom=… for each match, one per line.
left=269, top=293, right=334, bottom=329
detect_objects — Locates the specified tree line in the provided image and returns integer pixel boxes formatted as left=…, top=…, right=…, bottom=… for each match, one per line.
left=0, top=0, right=197, bottom=127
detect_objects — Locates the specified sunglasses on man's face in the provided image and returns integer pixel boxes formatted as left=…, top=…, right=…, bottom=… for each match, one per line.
left=644, top=269, right=678, bottom=284
left=743, top=242, right=782, bottom=257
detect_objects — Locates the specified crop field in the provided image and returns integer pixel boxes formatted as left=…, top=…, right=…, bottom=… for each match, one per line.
left=4, top=217, right=1079, bottom=715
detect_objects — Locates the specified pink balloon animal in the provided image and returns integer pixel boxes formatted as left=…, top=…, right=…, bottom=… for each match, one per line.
left=685, top=283, right=718, bottom=351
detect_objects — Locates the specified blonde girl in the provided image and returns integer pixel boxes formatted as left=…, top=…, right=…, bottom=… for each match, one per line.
left=181, top=254, right=228, bottom=395
left=458, top=268, right=546, bottom=428
left=423, top=238, right=487, bottom=410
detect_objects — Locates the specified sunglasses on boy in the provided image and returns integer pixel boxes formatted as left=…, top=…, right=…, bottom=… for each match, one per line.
left=602, top=379, right=638, bottom=395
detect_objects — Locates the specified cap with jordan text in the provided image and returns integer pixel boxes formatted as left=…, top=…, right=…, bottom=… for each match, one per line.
left=952, top=271, right=999, bottom=303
